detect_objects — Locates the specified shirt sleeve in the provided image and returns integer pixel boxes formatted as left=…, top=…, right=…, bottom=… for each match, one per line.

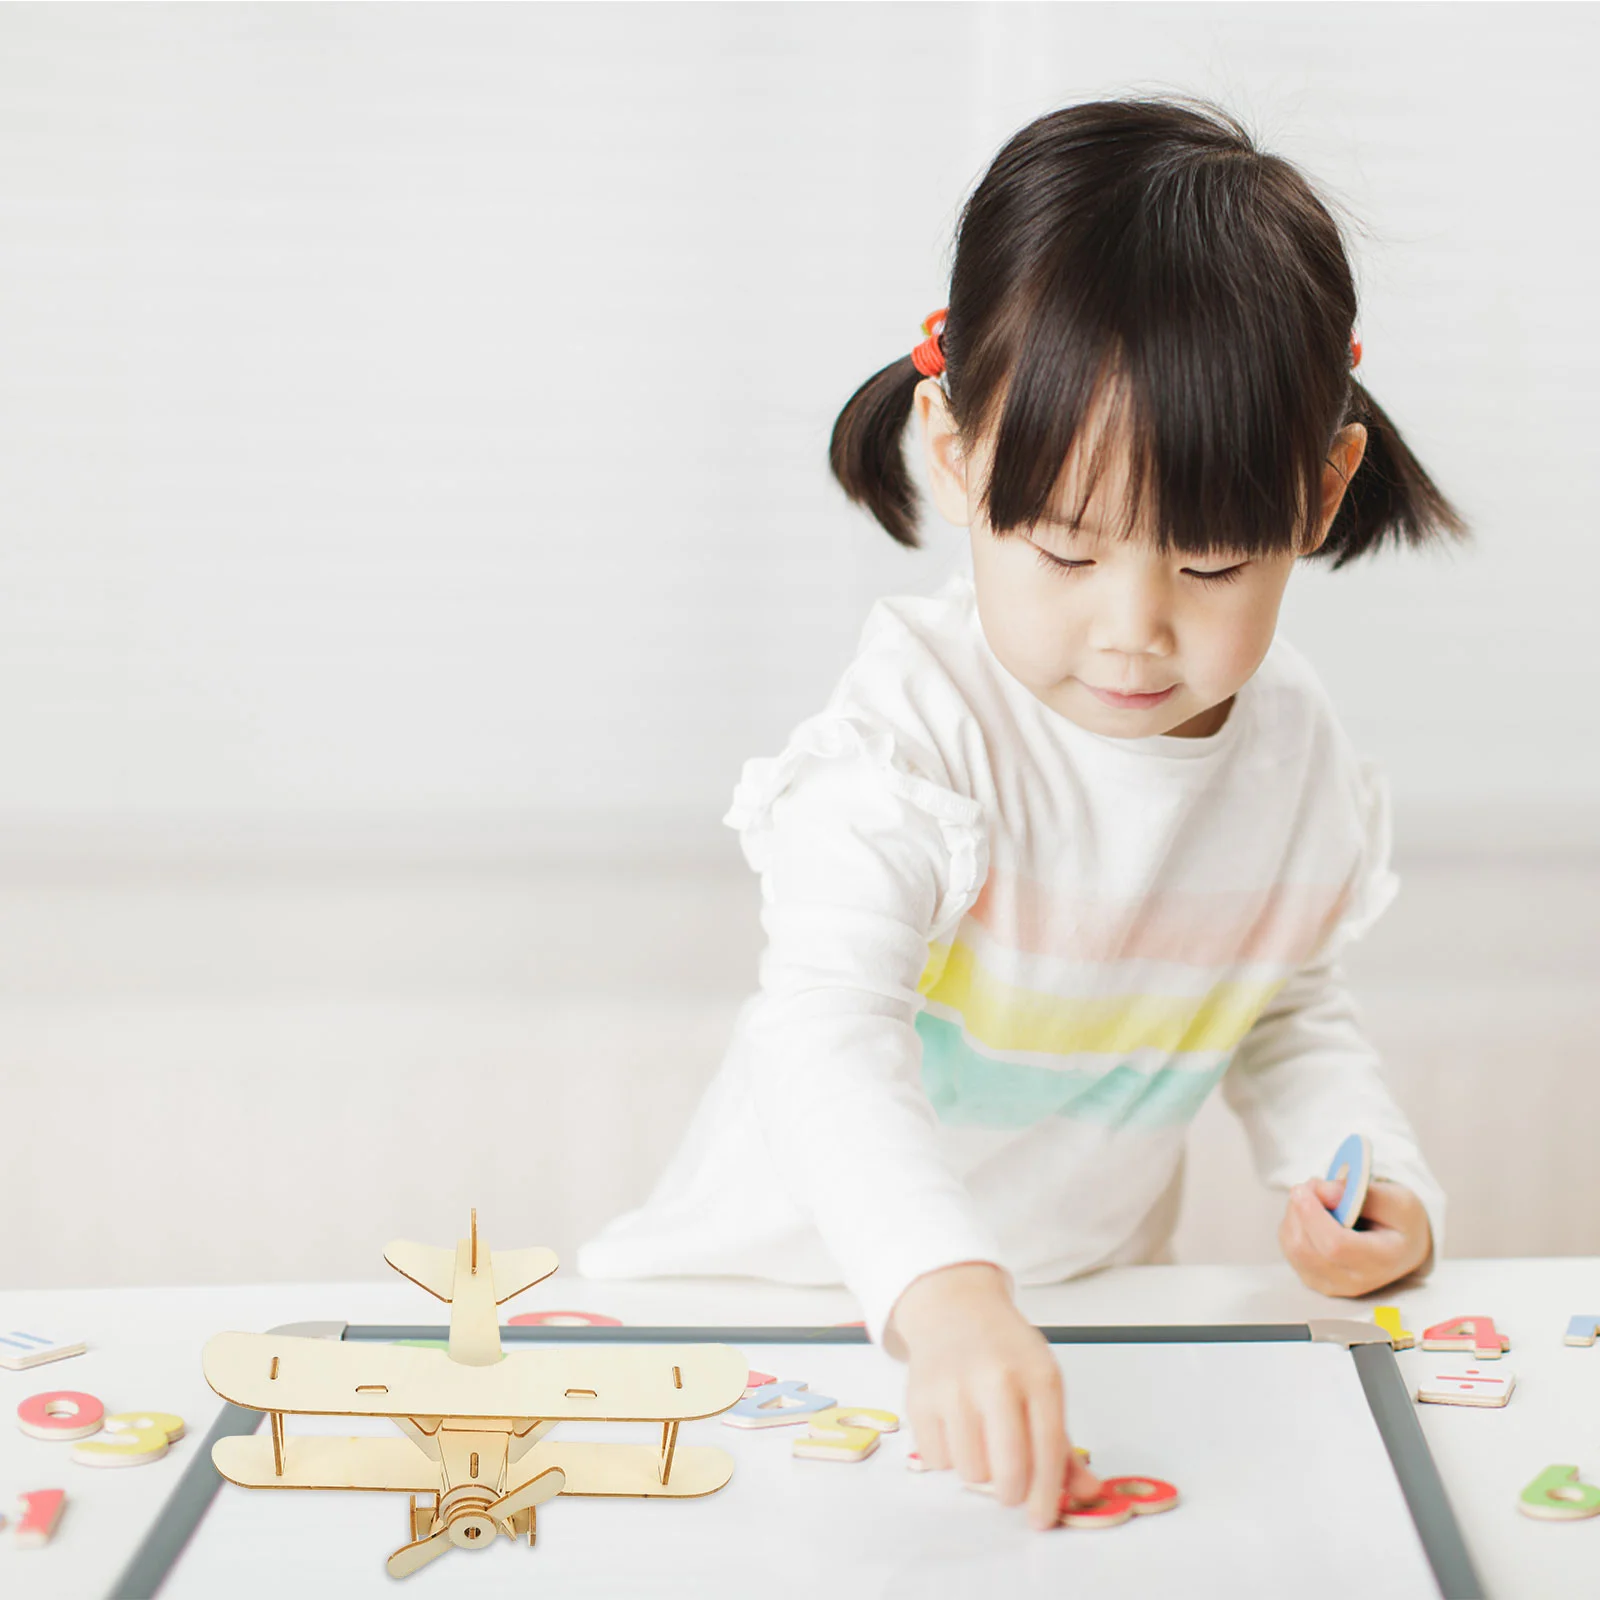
left=723, top=713, right=1010, bottom=1348
left=1219, top=759, right=1446, bottom=1272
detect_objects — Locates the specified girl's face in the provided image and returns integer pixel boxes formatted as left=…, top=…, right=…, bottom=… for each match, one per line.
left=916, top=380, right=1367, bottom=740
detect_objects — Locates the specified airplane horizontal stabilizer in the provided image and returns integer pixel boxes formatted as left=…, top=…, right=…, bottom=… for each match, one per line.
left=491, top=1246, right=560, bottom=1305
left=383, top=1240, right=458, bottom=1301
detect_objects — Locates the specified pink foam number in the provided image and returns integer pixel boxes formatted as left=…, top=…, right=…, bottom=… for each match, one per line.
left=506, top=1311, right=623, bottom=1327
left=15, top=1390, right=105, bottom=1441
left=13, top=1489, right=66, bottom=1546
left=1416, top=1365, right=1516, bottom=1408
left=1101, top=1475, right=1179, bottom=1515
left=1060, top=1489, right=1134, bottom=1528
left=745, top=1369, right=777, bottom=1394
left=1060, top=1474, right=1179, bottom=1528
left=1420, top=1316, right=1510, bottom=1360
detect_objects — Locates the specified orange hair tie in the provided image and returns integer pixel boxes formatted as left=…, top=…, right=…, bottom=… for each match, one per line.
left=1350, top=334, right=1362, bottom=370
left=911, top=307, right=948, bottom=378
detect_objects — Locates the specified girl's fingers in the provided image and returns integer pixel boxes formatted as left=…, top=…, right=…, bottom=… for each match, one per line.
left=1063, top=1445, right=1102, bottom=1506
left=1358, top=1178, right=1417, bottom=1230
left=1284, top=1180, right=1417, bottom=1295
left=1292, top=1184, right=1359, bottom=1258
left=945, top=1397, right=990, bottom=1486
left=1024, top=1389, right=1068, bottom=1529
left=982, top=1385, right=1031, bottom=1507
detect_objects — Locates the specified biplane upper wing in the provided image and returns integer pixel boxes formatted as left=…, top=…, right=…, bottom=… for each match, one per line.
left=204, top=1332, right=748, bottom=1422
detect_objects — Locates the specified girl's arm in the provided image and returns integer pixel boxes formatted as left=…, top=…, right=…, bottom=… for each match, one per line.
left=734, top=733, right=1098, bottom=1527
left=733, top=734, right=1008, bottom=1348
left=1220, top=950, right=1445, bottom=1281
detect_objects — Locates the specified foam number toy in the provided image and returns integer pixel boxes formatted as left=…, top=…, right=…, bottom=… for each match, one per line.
left=1416, top=1366, right=1516, bottom=1408
left=792, top=1406, right=900, bottom=1463
left=11, top=1489, right=67, bottom=1547
left=0, top=1332, right=86, bottom=1372
left=72, top=1411, right=186, bottom=1468
left=744, top=1369, right=777, bottom=1395
left=1060, top=1476, right=1179, bottom=1529
left=1373, top=1306, right=1415, bottom=1350
left=16, top=1390, right=105, bottom=1441
left=1101, top=1476, right=1179, bottom=1516
left=1060, top=1492, right=1134, bottom=1528
left=722, top=1380, right=836, bottom=1430
left=1518, top=1465, right=1600, bottom=1522
left=506, top=1311, right=623, bottom=1328
left=1323, top=1133, right=1372, bottom=1228
left=1420, top=1316, right=1510, bottom=1360
left=1563, top=1316, right=1600, bottom=1347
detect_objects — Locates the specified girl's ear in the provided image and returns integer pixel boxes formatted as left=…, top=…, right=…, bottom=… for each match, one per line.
left=914, top=378, right=972, bottom=527
left=1305, top=423, right=1368, bottom=554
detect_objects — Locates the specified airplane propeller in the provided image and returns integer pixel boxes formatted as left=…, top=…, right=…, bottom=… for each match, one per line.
left=386, top=1465, right=567, bottom=1578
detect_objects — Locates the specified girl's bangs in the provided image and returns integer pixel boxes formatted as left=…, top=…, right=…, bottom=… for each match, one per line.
left=979, top=286, right=1332, bottom=560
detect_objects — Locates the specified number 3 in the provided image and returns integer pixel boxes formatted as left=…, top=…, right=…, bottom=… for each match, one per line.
left=72, top=1411, right=185, bottom=1468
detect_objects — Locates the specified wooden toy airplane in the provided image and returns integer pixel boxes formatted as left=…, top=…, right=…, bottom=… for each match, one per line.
left=202, top=1211, right=747, bottom=1578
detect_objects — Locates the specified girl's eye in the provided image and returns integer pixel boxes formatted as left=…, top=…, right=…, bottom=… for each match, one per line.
left=1032, top=545, right=1093, bottom=576
left=1183, top=563, right=1248, bottom=585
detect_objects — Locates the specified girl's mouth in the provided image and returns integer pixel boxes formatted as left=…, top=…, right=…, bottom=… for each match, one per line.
left=1083, top=683, right=1178, bottom=710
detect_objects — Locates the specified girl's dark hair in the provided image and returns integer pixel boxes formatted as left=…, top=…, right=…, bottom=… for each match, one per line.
left=829, top=97, right=1466, bottom=565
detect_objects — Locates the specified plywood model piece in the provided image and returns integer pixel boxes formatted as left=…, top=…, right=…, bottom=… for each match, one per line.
left=202, top=1211, right=747, bottom=1579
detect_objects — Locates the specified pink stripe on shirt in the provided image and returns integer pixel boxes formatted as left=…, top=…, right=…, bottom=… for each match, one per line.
left=964, top=873, right=1353, bottom=968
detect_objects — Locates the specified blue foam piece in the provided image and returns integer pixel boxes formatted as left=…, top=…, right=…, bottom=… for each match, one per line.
left=1324, top=1133, right=1371, bottom=1227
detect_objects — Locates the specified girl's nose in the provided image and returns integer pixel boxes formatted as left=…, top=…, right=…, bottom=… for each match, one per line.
left=1090, top=575, right=1175, bottom=658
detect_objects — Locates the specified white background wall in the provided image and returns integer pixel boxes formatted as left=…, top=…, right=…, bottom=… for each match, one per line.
left=2, top=2, right=1596, bottom=855
left=1, top=4, right=1595, bottom=1290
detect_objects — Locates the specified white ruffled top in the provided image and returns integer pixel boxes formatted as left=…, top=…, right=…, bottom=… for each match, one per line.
left=578, top=563, right=1443, bottom=1344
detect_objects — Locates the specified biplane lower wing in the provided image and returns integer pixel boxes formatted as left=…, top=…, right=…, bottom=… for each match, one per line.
left=516, top=1440, right=734, bottom=1498
left=204, top=1331, right=747, bottom=1421
left=214, top=1435, right=735, bottom=1499
left=214, top=1435, right=439, bottom=1493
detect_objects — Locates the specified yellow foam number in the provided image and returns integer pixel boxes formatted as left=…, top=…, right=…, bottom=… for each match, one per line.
left=72, top=1410, right=185, bottom=1468
left=792, top=1405, right=899, bottom=1463
left=1372, top=1306, right=1414, bottom=1350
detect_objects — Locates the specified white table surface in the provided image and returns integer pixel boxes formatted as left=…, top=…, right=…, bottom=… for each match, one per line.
left=3, top=1258, right=1598, bottom=1598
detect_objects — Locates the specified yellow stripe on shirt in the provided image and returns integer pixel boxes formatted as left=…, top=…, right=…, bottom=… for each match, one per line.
left=919, top=938, right=1284, bottom=1059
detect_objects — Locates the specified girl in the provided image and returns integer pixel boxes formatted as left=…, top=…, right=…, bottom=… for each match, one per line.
left=580, top=96, right=1462, bottom=1531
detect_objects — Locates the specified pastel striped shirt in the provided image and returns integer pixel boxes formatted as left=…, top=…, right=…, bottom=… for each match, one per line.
left=579, top=561, right=1446, bottom=1343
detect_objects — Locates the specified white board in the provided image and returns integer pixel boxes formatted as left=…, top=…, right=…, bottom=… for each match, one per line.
left=160, top=1337, right=1441, bottom=1598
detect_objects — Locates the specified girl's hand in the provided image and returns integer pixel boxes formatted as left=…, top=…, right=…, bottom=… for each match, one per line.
left=886, top=1262, right=1101, bottom=1530
left=1278, top=1176, right=1433, bottom=1296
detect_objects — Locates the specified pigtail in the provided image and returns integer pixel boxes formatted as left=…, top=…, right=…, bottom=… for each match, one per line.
left=828, top=355, right=926, bottom=548
left=1320, top=379, right=1469, bottom=567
